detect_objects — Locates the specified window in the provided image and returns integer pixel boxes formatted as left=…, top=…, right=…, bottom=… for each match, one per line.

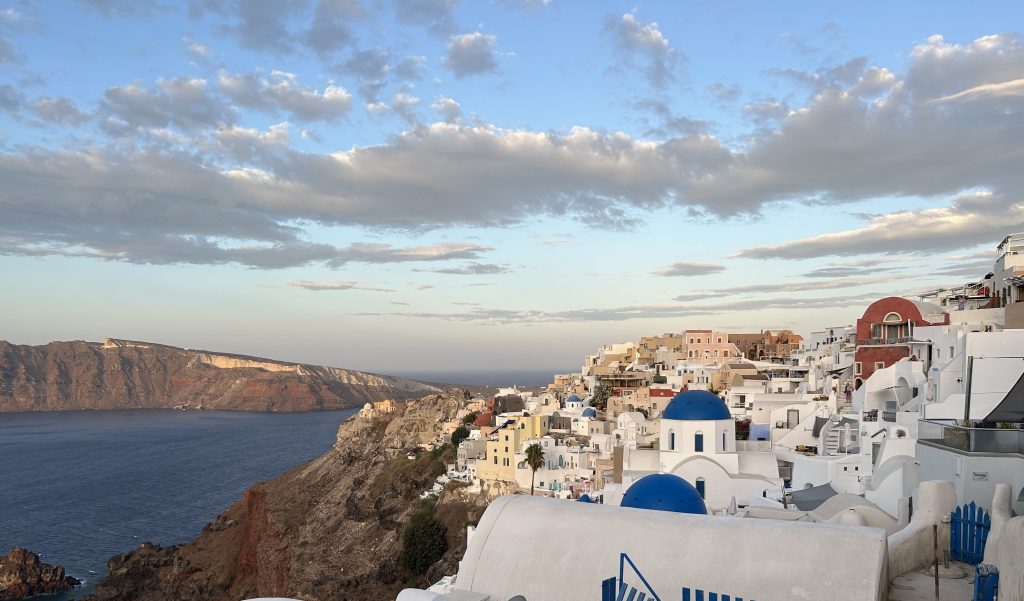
left=714, top=350, right=719, bottom=357
left=669, top=431, right=676, bottom=450
left=874, top=362, right=885, bottom=371
left=695, top=431, right=704, bottom=452
left=696, top=477, right=706, bottom=499
left=722, top=431, right=726, bottom=451
left=494, top=456, right=497, bottom=464
left=855, top=362, right=862, bottom=375
left=717, top=337, right=722, bottom=343
left=949, top=346, right=955, bottom=358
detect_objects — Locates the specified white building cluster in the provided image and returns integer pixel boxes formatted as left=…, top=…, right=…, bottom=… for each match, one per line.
left=391, top=232, right=1024, bottom=601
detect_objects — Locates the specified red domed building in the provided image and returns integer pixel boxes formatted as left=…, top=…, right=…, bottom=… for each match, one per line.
left=853, top=297, right=949, bottom=388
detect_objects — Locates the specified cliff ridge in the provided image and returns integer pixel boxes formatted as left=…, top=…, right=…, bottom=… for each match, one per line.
left=0, top=338, right=441, bottom=412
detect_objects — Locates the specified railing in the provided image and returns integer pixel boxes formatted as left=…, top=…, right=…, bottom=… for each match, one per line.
left=919, top=420, right=1024, bottom=454
left=736, top=440, right=772, bottom=452
left=881, top=410, right=897, bottom=423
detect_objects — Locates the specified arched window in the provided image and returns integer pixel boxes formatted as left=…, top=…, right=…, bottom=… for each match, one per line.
left=722, top=431, right=726, bottom=451
left=694, top=431, right=704, bottom=452
left=714, top=350, right=719, bottom=357
left=669, top=430, right=676, bottom=450
left=696, top=477, right=706, bottom=499
left=883, top=312, right=903, bottom=323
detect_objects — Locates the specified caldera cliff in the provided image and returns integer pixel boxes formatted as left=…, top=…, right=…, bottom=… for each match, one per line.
left=82, top=392, right=484, bottom=601
left=0, top=338, right=440, bottom=412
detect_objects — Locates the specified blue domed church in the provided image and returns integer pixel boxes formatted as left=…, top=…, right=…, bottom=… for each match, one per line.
left=615, top=389, right=783, bottom=511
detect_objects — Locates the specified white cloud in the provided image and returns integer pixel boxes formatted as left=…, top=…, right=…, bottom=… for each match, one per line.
left=219, top=71, right=352, bottom=122
left=444, top=32, right=499, bottom=78
left=604, top=12, right=679, bottom=88
left=652, top=261, right=725, bottom=277
left=287, top=280, right=393, bottom=292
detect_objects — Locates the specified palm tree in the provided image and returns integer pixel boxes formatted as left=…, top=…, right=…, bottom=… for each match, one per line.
left=525, top=443, right=545, bottom=496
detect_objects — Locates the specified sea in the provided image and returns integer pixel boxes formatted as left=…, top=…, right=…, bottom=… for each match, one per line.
left=0, top=408, right=357, bottom=599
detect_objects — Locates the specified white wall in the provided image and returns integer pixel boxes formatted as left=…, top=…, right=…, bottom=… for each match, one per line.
left=451, top=495, right=889, bottom=601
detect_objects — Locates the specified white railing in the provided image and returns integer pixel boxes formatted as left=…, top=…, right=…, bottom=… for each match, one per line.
left=736, top=440, right=772, bottom=452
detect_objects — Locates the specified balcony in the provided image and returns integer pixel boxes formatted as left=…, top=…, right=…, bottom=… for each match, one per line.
left=918, top=420, right=1024, bottom=455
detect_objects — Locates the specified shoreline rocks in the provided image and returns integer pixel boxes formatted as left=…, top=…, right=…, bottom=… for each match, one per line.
left=0, top=548, right=80, bottom=600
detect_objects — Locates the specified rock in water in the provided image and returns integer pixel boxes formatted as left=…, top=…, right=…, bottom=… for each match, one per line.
left=0, top=547, right=80, bottom=599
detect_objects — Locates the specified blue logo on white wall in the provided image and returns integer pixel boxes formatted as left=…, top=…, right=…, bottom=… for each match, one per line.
left=600, top=553, right=757, bottom=601
left=601, top=553, right=661, bottom=601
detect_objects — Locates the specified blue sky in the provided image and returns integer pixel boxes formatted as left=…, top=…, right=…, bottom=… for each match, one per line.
left=1, top=0, right=1023, bottom=373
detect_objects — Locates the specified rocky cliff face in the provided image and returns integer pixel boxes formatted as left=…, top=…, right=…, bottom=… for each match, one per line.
left=0, top=339, right=440, bottom=412
left=0, top=547, right=80, bottom=599
left=83, top=393, right=486, bottom=601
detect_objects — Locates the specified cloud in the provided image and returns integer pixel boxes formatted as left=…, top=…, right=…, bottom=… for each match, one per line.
left=326, top=242, right=491, bottom=267
left=420, top=262, right=511, bottom=275
left=0, top=33, right=15, bottom=63
left=78, top=0, right=165, bottom=17
left=691, top=275, right=904, bottom=298
left=931, top=77, right=1024, bottom=103
left=368, top=92, right=420, bottom=124
left=603, top=12, right=680, bottom=88
left=30, top=96, right=91, bottom=125
left=431, top=97, right=461, bottom=123
left=227, top=0, right=304, bottom=52
left=369, top=292, right=883, bottom=325
left=393, top=0, right=456, bottom=36
left=0, top=83, right=23, bottom=111
left=287, top=280, right=393, bottom=292
left=707, top=82, right=740, bottom=102
left=101, top=77, right=231, bottom=132
left=734, top=192, right=1024, bottom=259
left=652, top=261, right=725, bottom=277
left=444, top=32, right=499, bottom=78
left=183, top=36, right=211, bottom=60
left=220, top=71, right=352, bottom=122
left=305, top=0, right=362, bottom=56
left=633, top=99, right=707, bottom=137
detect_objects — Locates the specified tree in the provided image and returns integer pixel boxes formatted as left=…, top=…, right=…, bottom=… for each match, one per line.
left=450, top=425, right=470, bottom=447
left=525, top=443, right=545, bottom=496
left=400, top=507, right=448, bottom=574
left=589, top=384, right=612, bottom=409
left=461, top=411, right=480, bottom=425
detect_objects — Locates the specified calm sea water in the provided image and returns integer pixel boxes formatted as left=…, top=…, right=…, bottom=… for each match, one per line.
left=0, top=409, right=356, bottom=598
left=397, top=369, right=569, bottom=388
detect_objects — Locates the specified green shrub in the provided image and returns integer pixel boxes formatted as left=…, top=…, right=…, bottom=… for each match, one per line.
left=451, top=425, right=470, bottom=447
left=400, top=508, right=448, bottom=574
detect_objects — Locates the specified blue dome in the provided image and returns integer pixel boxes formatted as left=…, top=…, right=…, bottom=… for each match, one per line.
left=663, top=390, right=730, bottom=421
left=581, top=407, right=597, bottom=418
left=566, top=394, right=582, bottom=404
left=621, top=474, right=707, bottom=515
left=578, top=493, right=592, bottom=503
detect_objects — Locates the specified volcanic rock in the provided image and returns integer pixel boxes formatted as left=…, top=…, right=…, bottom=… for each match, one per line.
left=0, top=547, right=80, bottom=599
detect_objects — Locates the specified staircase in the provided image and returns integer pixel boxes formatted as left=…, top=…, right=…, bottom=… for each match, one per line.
left=823, top=426, right=841, bottom=455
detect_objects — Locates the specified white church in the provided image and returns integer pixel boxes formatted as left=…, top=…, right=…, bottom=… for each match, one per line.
left=606, top=389, right=782, bottom=510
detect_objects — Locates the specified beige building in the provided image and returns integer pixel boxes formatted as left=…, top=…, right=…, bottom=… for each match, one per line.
left=477, top=415, right=550, bottom=484
left=682, top=329, right=740, bottom=364
left=638, top=333, right=684, bottom=365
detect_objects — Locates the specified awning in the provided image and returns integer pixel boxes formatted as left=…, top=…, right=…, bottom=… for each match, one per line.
left=984, top=371, right=1024, bottom=423
left=789, top=483, right=839, bottom=511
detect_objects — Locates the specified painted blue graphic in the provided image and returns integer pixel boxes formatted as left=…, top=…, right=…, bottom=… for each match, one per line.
left=600, top=553, right=757, bottom=601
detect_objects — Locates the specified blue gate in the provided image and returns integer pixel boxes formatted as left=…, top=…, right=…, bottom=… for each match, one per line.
left=950, top=500, right=991, bottom=564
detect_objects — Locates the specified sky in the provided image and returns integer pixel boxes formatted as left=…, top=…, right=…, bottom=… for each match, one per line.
left=1, top=0, right=1023, bottom=374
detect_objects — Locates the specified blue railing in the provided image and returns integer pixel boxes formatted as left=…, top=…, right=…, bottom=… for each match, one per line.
left=951, top=501, right=991, bottom=564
